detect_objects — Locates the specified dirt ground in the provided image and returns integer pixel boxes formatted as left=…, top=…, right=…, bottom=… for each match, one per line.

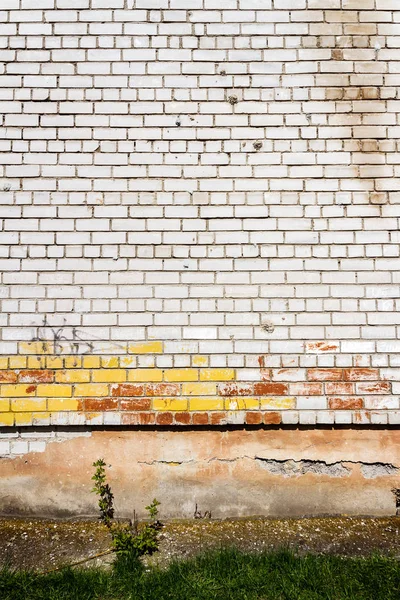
left=0, top=516, right=400, bottom=572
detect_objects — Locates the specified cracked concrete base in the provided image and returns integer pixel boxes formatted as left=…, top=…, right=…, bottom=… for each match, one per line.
left=0, top=427, right=399, bottom=518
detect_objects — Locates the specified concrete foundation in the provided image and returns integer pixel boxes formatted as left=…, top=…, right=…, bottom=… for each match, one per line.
left=0, top=427, right=399, bottom=519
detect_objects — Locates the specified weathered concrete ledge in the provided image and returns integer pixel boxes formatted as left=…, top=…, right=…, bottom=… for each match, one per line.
left=0, top=426, right=399, bottom=519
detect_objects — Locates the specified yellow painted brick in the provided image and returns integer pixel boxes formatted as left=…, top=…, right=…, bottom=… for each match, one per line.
left=182, top=382, right=216, bottom=396
left=128, top=369, right=163, bottom=382
left=200, top=369, right=235, bottom=381
left=32, top=412, right=50, bottom=425
left=225, top=397, right=260, bottom=411
left=0, top=413, right=14, bottom=426
left=129, top=341, right=163, bottom=354
left=152, top=398, right=188, bottom=411
left=19, top=341, right=54, bottom=355
left=56, top=370, right=91, bottom=383
left=46, top=356, right=63, bottom=369
left=92, top=369, right=126, bottom=383
left=64, top=356, right=82, bottom=368
left=15, top=413, right=33, bottom=425
left=0, top=357, right=10, bottom=369
left=120, top=356, right=136, bottom=368
left=11, top=398, right=47, bottom=412
left=27, top=356, right=45, bottom=368
left=101, top=356, right=119, bottom=368
left=37, top=384, right=72, bottom=398
left=48, top=398, right=79, bottom=411
left=188, top=397, right=224, bottom=411
left=83, top=356, right=101, bottom=369
left=260, top=397, right=296, bottom=410
left=1, top=384, right=37, bottom=397
left=74, top=383, right=108, bottom=397
left=192, top=355, right=208, bottom=367
left=0, top=399, right=9, bottom=411
left=165, top=369, right=198, bottom=382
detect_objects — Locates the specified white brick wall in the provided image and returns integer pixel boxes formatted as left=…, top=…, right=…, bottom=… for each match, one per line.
left=1, top=1, right=400, bottom=371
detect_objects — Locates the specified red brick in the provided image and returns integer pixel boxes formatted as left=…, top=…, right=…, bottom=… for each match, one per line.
left=146, top=383, right=180, bottom=396
left=174, top=412, right=191, bottom=425
left=0, top=371, right=17, bottom=383
left=120, top=399, right=151, bottom=411
left=254, top=382, right=288, bottom=395
left=328, top=397, right=364, bottom=410
left=84, top=397, right=118, bottom=411
left=111, top=383, right=144, bottom=397
left=307, top=368, right=342, bottom=381
left=218, top=382, right=253, bottom=396
left=343, top=368, right=379, bottom=382
left=210, top=412, right=227, bottom=425
left=193, top=412, right=209, bottom=425
left=19, top=370, right=54, bottom=383
left=122, top=412, right=155, bottom=425
left=356, top=381, right=391, bottom=394
left=325, top=382, right=354, bottom=395
left=264, top=412, right=281, bottom=425
left=26, top=385, right=36, bottom=394
left=245, top=412, right=262, bottom=425
left=156, top=412, right=173, bottom=425
left=289, top=382, right=322, bottom=396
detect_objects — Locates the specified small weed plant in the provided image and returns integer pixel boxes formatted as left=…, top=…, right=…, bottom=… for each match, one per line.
left=92, top=459, right=162, bottom=560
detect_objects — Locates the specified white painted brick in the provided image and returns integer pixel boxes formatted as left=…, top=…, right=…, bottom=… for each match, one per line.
left=0, top=0, right=398, bottom=429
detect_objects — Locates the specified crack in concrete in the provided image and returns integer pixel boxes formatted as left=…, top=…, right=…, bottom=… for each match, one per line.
left=138, top=456, right=399, bottom=480
left=255, top=457, right=400, bottom=479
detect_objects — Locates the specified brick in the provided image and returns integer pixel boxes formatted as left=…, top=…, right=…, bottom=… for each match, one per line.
left=122, top=412, right=155, bottom=426
left=0, top=371, right=17, bottom=383
left=111, top=383, right=144, bottom=397
left=325, top=382, right=355, bottom=395
left=19, top=370, right=54, bottom=383
left=120, top=399, right=151, bottom=411
left=308, top=369, right=343, bottom=382
left=356, top=382, right=391, bottom=394
left=343, top=369, right=380, bottom=382
left=254, top=382, right=289, bottom=396
left=165, top=369, right=198, bottom=382
left=84, top=398, right=118, bottom=411
left=289, top=383, right=323, bottom=396
left=328, top=397, right=364, bottom=410
left=200, top=369, right=235, bottom=381
left=189, top=397, right=224, bottom=411
left=146, top=383, right=180, bottom=396
left=245, top=412, right=263, bottom=425
left=263, top=412, right=282, bottom=425
left=48, top=398, right=79, bottom=411
left=152, top=398, right=187, bottom=411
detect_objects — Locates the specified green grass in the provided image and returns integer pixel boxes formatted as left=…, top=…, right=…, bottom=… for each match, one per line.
left=1, top=548, right=400, bottom=600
